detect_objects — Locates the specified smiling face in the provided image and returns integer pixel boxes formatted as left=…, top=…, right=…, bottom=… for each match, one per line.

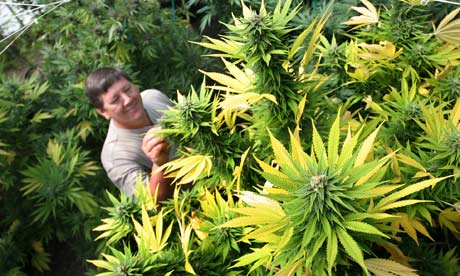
left=96, top=77, right=150, bottom=129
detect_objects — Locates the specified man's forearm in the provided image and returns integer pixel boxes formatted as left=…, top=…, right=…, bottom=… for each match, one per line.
left=149, top=163, right=174, bottom=202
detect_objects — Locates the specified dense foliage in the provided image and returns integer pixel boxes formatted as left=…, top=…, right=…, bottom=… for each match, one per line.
left=1, top=0, right=460, bottom=275
left=0, top=0, right=216, bottom=274
left=90, top=0, right=460, bottom=275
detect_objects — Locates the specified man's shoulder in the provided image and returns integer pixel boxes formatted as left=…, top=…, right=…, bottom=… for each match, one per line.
left=141, top=89, right=173, bottom=123
left=141, top=89, right=169, bottom=102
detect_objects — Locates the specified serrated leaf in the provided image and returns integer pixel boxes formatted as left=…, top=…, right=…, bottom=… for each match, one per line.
left=439, top=207, right=460, bottom=234
left=295, top=94, right=307, bottom=128
left=375, top=176, right=450, bottom=210
left=354, top=124, right=381, bottom=167
left=392, top=212, right=433, bottom=245
left=232, top=246, right=272, bottom=269
left=337, top=126, right=362, bottom=167
left=232, top=207, right=285, bottom=221
left=299, top=13, right=329, bottom=74
left=243, top=223, right=286, bottom=241
left=397, top=154, right=427, bottom=172
left=101, top=253, right=120, bottom=264
left=312, top=122, right=328, bottom=168
left=367, top=184, right=404, bottom=197
left=336, top=227, right=367, bottom=272
left=358, top=41, right=402, bottom=61
left=434, top=8, right=460, bottom=45
left=365, top=258, right=417, bottom=276
left=274, top=257, right=304, bottom=276
left=222, top=58, right=253, bottom=86
left=344, top=221, right=388, bottom=238
left=355, top=155, right=391, bottom=186
left=342, top=0, right=379, bottom=28
left=259, top=171, right=299, bottom=192
left=31, top=111, right=53, bottom=123
left=451, top=99, right=460, bottom=125
left=375, top=199, right=432, bottom=212
left=255, top=156, right=289, bottom=179
left=268, top=130, right=300, bottom=177
left=289, top=18, right=317, bottom=60
left=200, top=70, right=248, bottom=92
left=328, top=113, right=340, bottom=168
left=326, top=231, right=338, bottom=275
left=346, top=212, right=399, bottom=221
left=87, top=260, right=114, bottom=271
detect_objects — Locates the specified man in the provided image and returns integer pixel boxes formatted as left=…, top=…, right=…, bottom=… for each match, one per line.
left=85, top=67, right=174, bottom=201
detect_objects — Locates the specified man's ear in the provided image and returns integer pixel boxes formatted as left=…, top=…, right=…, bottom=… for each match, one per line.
left=96, top=108, right=110, bottom=120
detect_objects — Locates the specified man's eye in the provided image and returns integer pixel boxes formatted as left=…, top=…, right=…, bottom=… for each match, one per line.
left=124, top=85, right=132, bottom=93
left=110, top=97, right=119, bottom=104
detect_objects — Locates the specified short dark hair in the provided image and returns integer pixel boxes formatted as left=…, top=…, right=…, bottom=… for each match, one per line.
left=85, top=67, right=131, bottom=109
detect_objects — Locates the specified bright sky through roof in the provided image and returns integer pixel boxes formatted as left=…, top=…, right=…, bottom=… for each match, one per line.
left=0, top=1, right=36, bottom=36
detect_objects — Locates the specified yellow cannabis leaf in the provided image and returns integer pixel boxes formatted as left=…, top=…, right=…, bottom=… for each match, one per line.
left=347, top=66, right=370, bottom=82
left=343, top=0, right=379, bottom=29
left=177, top=218, right=196, bottom=275
left=132, top=206, right=173, bottom=253
left=217, top=92, right=276, bottom=129
left=451, top=98, right=460, bottom=125
left=400, top=0, right=428, bottom=5
left=434, top=8, right=460, bottom=45
left=391, top=212, right=433, bottom=245
left=199, top=70, right=250, bottom=93
left=46, top=139, right=64, bottom=166
left=358, top=41, right=403, bottom=61
left=230, top=147, right=251, bottom=192
left=218, top=191, right=288, bottom=242
left=372, top=176, right=451, bottom=212
left=439, top=207, right=460, bottom=234
left=77, top=121, right=93, bottom=142
left=365, top=258, right=418, bottom=276
left=379, top=242, right=413, bottom=267
left=192, top=36, right=242, bottom=58
left=0, top=142, right=15, bottom=164
left=161, top=155, right=213, bottom=185
left=31, top=240, right=51, bottom=272
left=232, top=246, right=274, bottom=273
left=31, top=110, right=53, bottom=123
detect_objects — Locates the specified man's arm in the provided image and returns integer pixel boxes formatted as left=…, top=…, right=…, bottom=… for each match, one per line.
left=142, top=127, right=175, bottom=201
left=149, top=163, right=174, bottom=201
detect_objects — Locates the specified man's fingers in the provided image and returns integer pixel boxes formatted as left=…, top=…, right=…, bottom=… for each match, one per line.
left=142, top=127, right=170, bottom=165
left=143, top=135, right=165, bottom=150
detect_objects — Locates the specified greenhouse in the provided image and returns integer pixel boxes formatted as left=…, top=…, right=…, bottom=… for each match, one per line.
left=1, top=0, right=460, bottom=275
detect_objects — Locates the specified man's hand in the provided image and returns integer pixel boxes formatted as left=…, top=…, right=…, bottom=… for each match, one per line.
left=142, top=126, right=170, bottom=166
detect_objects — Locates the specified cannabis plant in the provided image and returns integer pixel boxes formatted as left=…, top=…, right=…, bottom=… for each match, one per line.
left=337, top=0, right=460, bottom=105
left=89, top=1, right=460, bottom=275
left=196, top=0, right=334, bottom=152
left=21, top=130, right=99, bottom=228
left=363, top=73, right=424, bottom=146
left=158, top=82, right=258, bottom=190
left=416, top=100, right=460, bottom=170
left=93, top=191, right=142, bottom=246
left=220, top=112, right=446, bottom=275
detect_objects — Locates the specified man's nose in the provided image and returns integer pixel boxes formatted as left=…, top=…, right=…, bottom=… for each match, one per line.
left=121, top=93, right=132, bottom=107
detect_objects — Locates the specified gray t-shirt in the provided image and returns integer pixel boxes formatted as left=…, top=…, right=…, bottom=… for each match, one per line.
left=100, top=89, right=172, bottom=197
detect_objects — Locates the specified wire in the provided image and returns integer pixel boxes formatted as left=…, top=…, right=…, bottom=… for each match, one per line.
left=0, top=1, right=66, bottom=8
left=0, top=0, right=67, bottom=56
left=171, top=0, right=176, bottom=24
left=3, top=5, right=42, bottom=22
left=423, top=0, right=460, bottom=5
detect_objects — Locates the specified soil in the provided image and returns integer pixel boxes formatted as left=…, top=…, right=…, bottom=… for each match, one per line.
left=37, top=241, right=87, bottom=276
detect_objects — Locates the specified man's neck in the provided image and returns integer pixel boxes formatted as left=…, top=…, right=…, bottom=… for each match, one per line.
left=113, top=110, right=152, bottom=129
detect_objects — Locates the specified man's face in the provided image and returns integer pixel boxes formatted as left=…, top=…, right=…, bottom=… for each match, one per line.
left=96, top=77, right=145, bottom=129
